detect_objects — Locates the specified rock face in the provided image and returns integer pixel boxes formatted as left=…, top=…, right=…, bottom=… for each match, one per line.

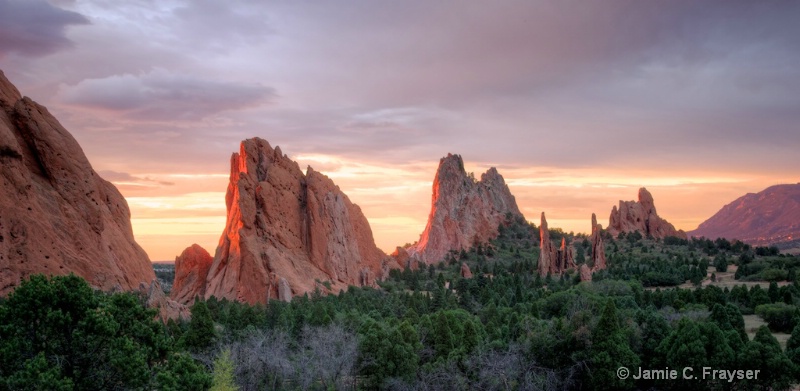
left=607, top=187, right=686, bottom=239
left=537, top=212, right=575, bottom=276
left=590, top=213, right=607, bottom=270
left=688, top=184, right=800, bottom=250
left=461, top=262, right=473, bottom=279
left=408, top=154, right=523, bottom=264
left=140, top=280, right=191, bottom=321
left=196, top=138, right=389, bottom=305
left=0, top=69, right=155, bottom=296
left=579, top=264, right=592, bottom=282
left=170, top=244, right=213, bottom=304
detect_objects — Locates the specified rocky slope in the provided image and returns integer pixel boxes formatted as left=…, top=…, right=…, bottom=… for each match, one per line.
left=688, top=183, right=800, bottom=249
left=0, top=69, right=156, bottom=296
left=406, top=154, right=523, bottom=264
left=190, top=138, right=389, bottom=305
left=607, top=187, right=686, bottom=239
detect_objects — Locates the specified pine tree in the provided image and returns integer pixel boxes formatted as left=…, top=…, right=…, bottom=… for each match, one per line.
left=590, top=300, right=640, bottom=390
left=181, top=300, right=216, bottom=351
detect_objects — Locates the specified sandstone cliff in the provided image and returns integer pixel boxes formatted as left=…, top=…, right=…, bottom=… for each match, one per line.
left=607, top=187, right=686, bottom=239
left=170, top=244, right=213, bottom=304
left=196, top=138, right=388, bottom=305
left=407, top=154, right=523, bottom=264
left=0, top=69, right=155, bottom=295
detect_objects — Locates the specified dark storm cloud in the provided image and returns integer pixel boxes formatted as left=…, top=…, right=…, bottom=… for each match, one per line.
left=0, top=0, right=88, bottom=57
left=60, top=69, right=275, bottom=120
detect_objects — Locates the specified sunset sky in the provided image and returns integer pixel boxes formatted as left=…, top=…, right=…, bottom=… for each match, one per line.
left=1, top=1, right=798, bottom=260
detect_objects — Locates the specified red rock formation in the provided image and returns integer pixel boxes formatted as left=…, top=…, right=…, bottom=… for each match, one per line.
left=538, top=212, right=575, bottom=276
left=0, top=69, right=155, bottom=296
left=607, top=187, right=686, bottom=239
left=140, top=280, right=190, bottom=321
left=688, top=183, right=800, bottom=249
left=391, top=246, right=413, bottom=269
left=461, top=262, right=473, bottom=279
left=579, top=264, right=592, bottom=282
left=199, top=138, right=389, bottom=305
left=590, top=213, right=607, bottom=270
left=170, top=244, right=213, bottom=304
left=408, top=154, right=523, bottom=264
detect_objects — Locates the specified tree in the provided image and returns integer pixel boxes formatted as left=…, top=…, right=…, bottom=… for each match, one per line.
left=713, top=254, right=728, bottom=272
left=755, top=303, right=798, bottom=332
left=742, top=326, right=795, bottom=390
left=210, top=349, right=239, bottom=391
left=0, top=274, right=207, bottom=390
left=181, top=300, right=217, bottom=350
left=787, top=325, right=800, bottom=376
left=655, top=318, right=740, bottom=389
left=590, top=300, right=639, bottom=390
left=358, top=319, right=420, bottom=388
left=297, top=324, right=358, bottom=390
left=156, top=353, right=213, bottom=390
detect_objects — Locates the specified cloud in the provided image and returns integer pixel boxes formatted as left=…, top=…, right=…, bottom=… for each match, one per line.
left=59, top=69, right=275, bottom=120
left=0, top=0, right=88, bottom=57
left=98, top=170, right=174, bottom=187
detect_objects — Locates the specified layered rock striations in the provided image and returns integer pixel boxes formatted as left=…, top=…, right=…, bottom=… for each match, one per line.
left=407, top=154, right=523, bottom=264
left=196, top=138, right=389, bottom=305
left=608, top=187, right=686, bottom=239
left=170, top=244, right=213, bottom=304
left=0, top=69, right=155, bottom=296
left=537, top=212, right=575, bottom=276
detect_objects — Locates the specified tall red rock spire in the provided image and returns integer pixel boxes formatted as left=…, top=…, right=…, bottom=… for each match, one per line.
left=187, top=138, right=389, bottom=305
left=408, top=153, right=523, bottom=264
left=590, top=213, right=607, bottom=270
left=538, top=212, right=576, bottom=277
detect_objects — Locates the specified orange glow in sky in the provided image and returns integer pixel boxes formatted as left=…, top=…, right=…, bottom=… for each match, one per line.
left=2, top=2, right=797, bottom=261
left=117, top=153, right=796, bottom=261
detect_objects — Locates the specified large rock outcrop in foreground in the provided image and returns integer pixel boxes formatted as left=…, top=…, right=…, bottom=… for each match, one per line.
left=0, top=69, right=155, bottom=296
left=607, top=187, right=686, bottom=239
left=197, top=138, right=389, bottom=305
left=406, top=154, right=523, bottom=264
left=170, top=244, right=213, bottom=304
left=688, top=183, right=800, bottom=249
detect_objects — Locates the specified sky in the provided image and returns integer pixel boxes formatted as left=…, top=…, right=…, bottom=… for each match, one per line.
left=1, top=0, right=798, bottom=260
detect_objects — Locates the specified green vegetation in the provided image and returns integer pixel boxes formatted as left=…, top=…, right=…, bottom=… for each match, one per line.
left=3, top=217, right=800, bottom=389
left=0, top=274, right=210, bottom=390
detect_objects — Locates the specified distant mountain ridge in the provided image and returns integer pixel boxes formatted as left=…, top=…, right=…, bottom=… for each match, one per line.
left=688, top=183, right=800, bottom=250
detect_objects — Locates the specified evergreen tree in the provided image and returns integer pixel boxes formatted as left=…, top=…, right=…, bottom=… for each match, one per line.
left=787, top=324, right=800, bottom=376
left=742, top=326, right=795, bottom=390
left=181, top=300, right=217, bottom=351
left=590, top=300, right=639, bottom=390
left=0, top=274, right=207, bottom=389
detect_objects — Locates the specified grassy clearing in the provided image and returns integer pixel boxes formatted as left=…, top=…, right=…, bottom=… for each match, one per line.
left=743, top=314, right=791, bottom=350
